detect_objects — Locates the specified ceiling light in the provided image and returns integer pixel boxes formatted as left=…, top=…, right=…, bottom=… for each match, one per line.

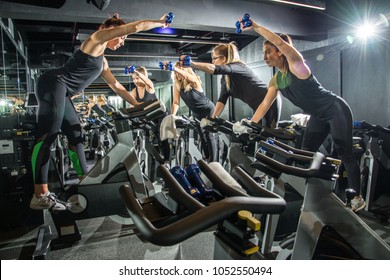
left=270, top=0, right=326, bottom=11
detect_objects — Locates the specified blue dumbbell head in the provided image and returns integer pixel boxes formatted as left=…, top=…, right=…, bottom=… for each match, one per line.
left=159, top=62, right=164, bottom=70
left=129, top=65, right=135, bottom=74
left=353, top=121, right=362, bottom=128
left=183, top=55, right=191, bottom=66
left=235, top=13, right=251, bottom=33
left=235, top=20, right=242, bottom=33
left=244, top=19, right=252, bottom=28
left=168, top=61, right=174, bottom=71
left=166, top=12, right=174, bottom=24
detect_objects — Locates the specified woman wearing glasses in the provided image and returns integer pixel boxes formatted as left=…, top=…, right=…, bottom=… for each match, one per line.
left=181, top=42, right=281, bottom=128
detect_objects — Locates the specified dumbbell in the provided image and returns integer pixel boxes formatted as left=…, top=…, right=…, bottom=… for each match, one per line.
left=235, top=13, right=252, bottom=33
left=124, top=65, right=135, bottom=74
left=182, top=55, right=191, bottom=67
left=159, top=61, right=174, bottom=71
left=165, top=12, right=175, bottom=24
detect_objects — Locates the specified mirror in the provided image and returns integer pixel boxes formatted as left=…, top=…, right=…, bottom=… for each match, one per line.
left=0, top=19, right=29, bottom=117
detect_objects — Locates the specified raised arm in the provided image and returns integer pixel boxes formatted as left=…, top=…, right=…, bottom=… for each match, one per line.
left=245, top=19, right=310, bottom=79
left=133, top=69, right=155, bottom=93
left=173, top=66, right=203, bottom=92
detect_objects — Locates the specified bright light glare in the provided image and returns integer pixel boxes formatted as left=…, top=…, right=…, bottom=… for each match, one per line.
left=356, top=22, right=377, bottom=40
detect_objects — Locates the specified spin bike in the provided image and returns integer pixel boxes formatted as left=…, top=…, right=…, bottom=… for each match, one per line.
left=357, top=121, right=390, bottom=216
left=120, top=158, right=287, bottom=259
left=174, top=115, right=203, bottom=167
left=32, top=99, right=166, bottom=259
left=254, top=139, right=390, bottom=259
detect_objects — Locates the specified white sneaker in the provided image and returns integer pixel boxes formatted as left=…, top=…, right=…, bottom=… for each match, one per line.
left=350, top=196, right=366, bottom=212
left=30, top=192, right=69, bottom=211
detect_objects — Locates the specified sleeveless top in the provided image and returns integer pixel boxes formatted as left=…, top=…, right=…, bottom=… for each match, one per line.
left=276, top=70, right=337, bottom=119
left=180, top=88, right=214, bottom=118
left=135, top=87, right=156, bottom=103
left=47, top=49, right=104, bottom=96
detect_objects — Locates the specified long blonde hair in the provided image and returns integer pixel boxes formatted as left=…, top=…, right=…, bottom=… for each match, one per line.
left=173, top=62, right=202, bottom=92
left=213, top=42, right=242, bottom=91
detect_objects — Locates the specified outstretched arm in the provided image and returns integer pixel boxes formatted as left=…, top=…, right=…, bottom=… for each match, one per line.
left=179, top=55, right=216, bottom=74
left=251, top=76, right=279, bottom=123
left=101, top=58, right=140, bottom=106
left=211, top=102, right=225, bottom=119
left=82, top=15, right=169, bottom=55
left=171, top=86, right=181, bottom=116
left=94, top=15, right=169, bottom=44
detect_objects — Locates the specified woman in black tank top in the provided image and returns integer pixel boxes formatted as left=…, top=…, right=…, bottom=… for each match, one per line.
left=240, top=17, right=365, bottom=212
left=30, top=14, right=172, bottom=211
left=170, top=62, right=218, bottom=162
left=130, top=66, right=170, bottom=164
left=130, top=66, right=157, bottom=103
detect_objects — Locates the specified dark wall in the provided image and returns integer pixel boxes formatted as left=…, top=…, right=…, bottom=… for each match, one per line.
left=341, top=42, right=390, bottom=126
left=271, top=40, right=390, bottom=127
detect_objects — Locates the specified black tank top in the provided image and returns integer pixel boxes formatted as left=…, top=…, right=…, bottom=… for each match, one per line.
left=49, top=49, right=104, bottom=96
left=276, top=70, right=337, bottom=119
left=180, top=88, right=214, bottom=117
left=135, top=87, right=156, bottom=103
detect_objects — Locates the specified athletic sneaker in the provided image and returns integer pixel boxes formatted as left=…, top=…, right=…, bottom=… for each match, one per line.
left=30, top=192, right=70, bottom=211
left=350, top=196, right=366, bottom=212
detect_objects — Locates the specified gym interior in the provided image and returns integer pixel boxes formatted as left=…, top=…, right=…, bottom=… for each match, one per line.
left=0, top=0, right=390, bottom=261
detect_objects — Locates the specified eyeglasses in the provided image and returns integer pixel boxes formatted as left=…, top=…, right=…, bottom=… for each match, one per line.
left=212, top=55, right=224, bottom=61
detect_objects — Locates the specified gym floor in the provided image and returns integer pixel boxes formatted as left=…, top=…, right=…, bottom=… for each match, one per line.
left=0, top=167, right=389, bottom=260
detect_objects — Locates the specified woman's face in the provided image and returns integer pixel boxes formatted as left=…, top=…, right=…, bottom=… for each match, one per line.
left=132, top=74, right=144, bottom=87
left=212, top=51, right=226, bottom=65
left=263, top=44, right=282, bottom=68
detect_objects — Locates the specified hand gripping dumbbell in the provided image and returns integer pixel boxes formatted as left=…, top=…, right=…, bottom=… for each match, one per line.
left=235, top=13, right=252, bottom=33
left=159, top=61, right=174, bottom=71
left=182, top=55, right=191, bottom=67
left=165, top=12, right=175, bottom=24
left=124, top=65, right=135, bottom=74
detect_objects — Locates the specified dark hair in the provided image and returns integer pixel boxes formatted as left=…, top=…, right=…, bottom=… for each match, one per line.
left=263, top=34, right=292, bottom=72
left=100, top=13, right=126, bottom=29
left=263, top=33, right=292, bottom=50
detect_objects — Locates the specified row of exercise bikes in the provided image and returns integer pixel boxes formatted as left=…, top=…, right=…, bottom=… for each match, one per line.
left=33, top=99, right=390, bottom=260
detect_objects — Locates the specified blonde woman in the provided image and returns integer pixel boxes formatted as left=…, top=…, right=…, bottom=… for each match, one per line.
left=171, top=62, right=217, bottom=162
left=130, top=66, right=156, bottom=103
left=181, top=42, right=281, bottom=128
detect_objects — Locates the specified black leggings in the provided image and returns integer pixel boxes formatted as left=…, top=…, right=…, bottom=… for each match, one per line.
left=32, top=74, right=87, bottom=184
left=302, top=97, right=361, bottom=194
left=194, top=109, right=218, bottom=162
